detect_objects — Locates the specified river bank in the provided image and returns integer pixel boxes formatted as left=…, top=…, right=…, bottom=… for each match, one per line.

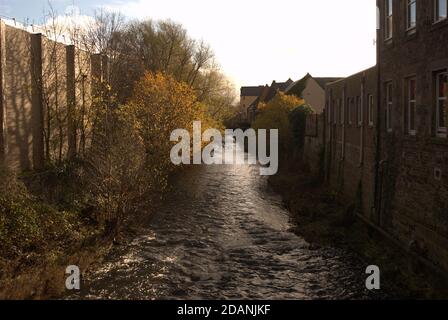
left=268, top=158, right=448, bottom=299
left=0, top=203, right=161, bottom=300
left=0, top=163, right=165, bottom=300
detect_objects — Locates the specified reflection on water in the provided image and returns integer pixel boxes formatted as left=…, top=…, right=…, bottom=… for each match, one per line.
left=71, top=142, right=385, bottom=300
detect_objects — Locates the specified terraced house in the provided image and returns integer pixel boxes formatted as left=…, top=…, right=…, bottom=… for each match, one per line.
left=311, top=0, right=448, bottom=273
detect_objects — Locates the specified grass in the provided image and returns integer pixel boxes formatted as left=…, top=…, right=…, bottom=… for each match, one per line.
left=269, top=157, right=448, bottom=300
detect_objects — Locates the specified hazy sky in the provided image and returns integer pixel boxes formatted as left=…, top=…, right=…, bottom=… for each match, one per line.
left=1, top=0, right=377, bottom=89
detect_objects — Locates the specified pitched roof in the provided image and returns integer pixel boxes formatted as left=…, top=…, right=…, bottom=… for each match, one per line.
left=285, top=74, right=311, bottom=96
left=313, top=77, right=344, bottom=89
left=249, top=97, right=260, bottom=108
left=261, top=79, right=294, bottom=103
left=285, top=74, right=343, bottom=97
left=241, top=79, right=295, bottom=107
left=240, top=86, right=265, bottom=97
left=258, top=85, right=271, bottom=103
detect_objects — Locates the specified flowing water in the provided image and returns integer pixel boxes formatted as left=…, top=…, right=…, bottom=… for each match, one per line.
left=72, top=142, right=385, bottom=300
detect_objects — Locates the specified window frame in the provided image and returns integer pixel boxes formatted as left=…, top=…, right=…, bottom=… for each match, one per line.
left=386, top=82, right=393, bottom=132
left=436, top=70, right=448, bottom=138
left=356, top=96, right=362, bottom=126
left=406, top=0, right=417, bottom=31
left=385, top=0, right=393, bottom=40
left=406, top=77, right=417, bottom=136
left=334, top=99, right=338, bottom=125
left=434, top=0, right=448, bottom=23
left=368, top=94, right=375, bottom=127
left=347, top=97, right=353, bottom=125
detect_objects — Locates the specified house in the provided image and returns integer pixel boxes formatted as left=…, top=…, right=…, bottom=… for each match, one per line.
left=240, top=86, right=265, bottom=121
left=261, top=79, right=294, bottom=104
left=285, top=74, right=342, bottom=114
left=240, top=79, right=294, bottom=122
left=307, top=0, right=448, bottom=273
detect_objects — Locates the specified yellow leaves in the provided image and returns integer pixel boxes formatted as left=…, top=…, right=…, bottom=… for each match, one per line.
left=122, top=71, right=215, bottom=169
left=260, top=92, right=305, bottom=114
left=252, top=92, right=304, bottom=153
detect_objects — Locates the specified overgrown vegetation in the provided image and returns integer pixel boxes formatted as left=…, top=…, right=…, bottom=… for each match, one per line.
left=0, top=8, right=234, bottom=299
left=252, top=92, right=312, bottom=156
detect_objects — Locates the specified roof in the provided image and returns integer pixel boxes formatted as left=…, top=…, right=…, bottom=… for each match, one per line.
left=241, top=79, right=294, bottom=108
left=285, top=74, right=343, bottom=97
left=314, top=77, right=344, bottom=89
left=249, top=97, right=260, bottom=108
left=258, top=85, right=271, bottom=103
left=240, top=86, right=265, bottom=97
left=261, top=79, right=294, bottom=103
left=285, top=74, right=311, bottom=96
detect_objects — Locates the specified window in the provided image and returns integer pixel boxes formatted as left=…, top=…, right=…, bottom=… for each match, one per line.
left=347, top=98, right=353, bottom=125
left=385, top=0, right=393, bottom=40
left=334, top=100, right=338, bottom=125
left=340, top=99, right=344, bottom=125
left=368, top=95, right=374, bottom=126
left=435, top=0, right=448, bottom=22
left=407, top=0, right=417, bottom=30
left=356, top=96, right=362, bottom=126
left=436, top=71, right=447, bottom=137
left=386, top=83, right=393, bottom=132
left=406, top=77, right=417, bottom=135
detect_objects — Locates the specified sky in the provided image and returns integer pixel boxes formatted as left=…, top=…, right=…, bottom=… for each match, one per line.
left=0, top=0, right=377, bottom=90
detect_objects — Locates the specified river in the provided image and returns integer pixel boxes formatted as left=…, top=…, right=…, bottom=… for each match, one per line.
left=72, top=142, right=385, bottom=300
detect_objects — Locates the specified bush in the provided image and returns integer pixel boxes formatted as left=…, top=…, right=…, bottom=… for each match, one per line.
left=252, top=92, right=311, bottom=155
left=289, top=104, right=315, bottom=150
left=81, top=72, right=217, bottom=236
left=0, top=166, right=82, bottom=258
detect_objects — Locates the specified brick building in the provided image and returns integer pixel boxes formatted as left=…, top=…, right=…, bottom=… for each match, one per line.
left=306, top=0, right=448, bottom=272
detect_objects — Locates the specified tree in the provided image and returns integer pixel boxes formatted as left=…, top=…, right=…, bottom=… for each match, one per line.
left=253, top=92, right=306, bottom=154
left=124, top=72, right=206, bottom=161
left=109, top=19, right=236, bottom=117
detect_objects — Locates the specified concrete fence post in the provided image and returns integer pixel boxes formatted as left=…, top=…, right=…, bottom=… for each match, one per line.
left=30, top=33, right=45, bottom=170
left=91, top=53, right=102, bottom=98
left=101, top=54, right=109, bottom=84
left=66, top=45, right=77, bottom=159
left=0, top=20, right=6, bottom=164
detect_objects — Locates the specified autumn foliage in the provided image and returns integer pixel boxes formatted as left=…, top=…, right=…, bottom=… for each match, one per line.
left=80, top=72, right=217, bottom=235
left=123, top=72, right=215, bottom=170
left=253, top=92, right=309, bottom=153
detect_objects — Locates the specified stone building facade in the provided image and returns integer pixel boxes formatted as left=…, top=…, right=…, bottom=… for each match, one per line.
left=325, top=67, right=379, bottom=220
left=304, top=0, right=448, bottom=273
left=377, top=0, right=448, bottom=272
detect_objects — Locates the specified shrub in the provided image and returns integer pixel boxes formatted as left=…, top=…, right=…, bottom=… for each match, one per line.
left=0, top=166, right=84, bottom=259
left=82, top=72, right=216, bottom=236
left=289, top=104, right=315, bottom=150
left=252, top=92, right=308, bottom=155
